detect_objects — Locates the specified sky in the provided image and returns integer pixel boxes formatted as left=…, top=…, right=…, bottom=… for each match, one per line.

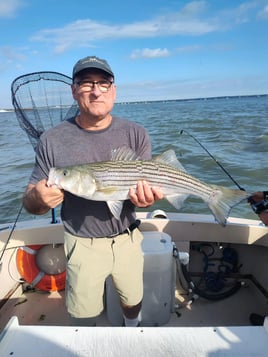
left=0, top=0, right=268, bottom=108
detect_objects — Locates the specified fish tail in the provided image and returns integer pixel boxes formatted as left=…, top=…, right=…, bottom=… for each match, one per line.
left=207, top=185, right=250, bottom=226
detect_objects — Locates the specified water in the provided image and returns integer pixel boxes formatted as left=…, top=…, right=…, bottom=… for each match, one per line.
left=1, top=95, right=267, bottom=224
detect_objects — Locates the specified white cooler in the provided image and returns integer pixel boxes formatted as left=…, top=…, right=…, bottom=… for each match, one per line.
left=106, top=231, right=175, bottom=326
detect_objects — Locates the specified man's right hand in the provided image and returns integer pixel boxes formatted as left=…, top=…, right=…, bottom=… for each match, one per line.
left=23, top=179, right=64, bottom=215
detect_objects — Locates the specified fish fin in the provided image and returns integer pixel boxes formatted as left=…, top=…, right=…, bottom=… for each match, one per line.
left=98, top=186, right=118, bottom=194
left=154, top=150, right=186, bottom=171
left=166, top=194, right=188, bottom=210
left=107, top=200, right=124, bottom=220
left=111, top=147, right=140, bottom=161
left=207, top=186, right=250, bottom=227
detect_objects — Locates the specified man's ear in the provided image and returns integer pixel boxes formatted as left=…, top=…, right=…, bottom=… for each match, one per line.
left=71, top=83, right=78, bottom=100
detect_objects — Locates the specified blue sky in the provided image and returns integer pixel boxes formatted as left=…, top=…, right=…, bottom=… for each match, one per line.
left=0, top=0, right=268, bottom=108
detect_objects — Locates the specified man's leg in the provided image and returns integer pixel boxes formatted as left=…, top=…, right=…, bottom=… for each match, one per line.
left=111, top=228, right=144, bottom=327
left=121, top=301, right=142, bottom=326
left=64, top=232, right=113, bottom=322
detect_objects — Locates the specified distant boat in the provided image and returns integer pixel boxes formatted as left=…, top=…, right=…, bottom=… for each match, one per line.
left=0, top=109, right=13, bottom=113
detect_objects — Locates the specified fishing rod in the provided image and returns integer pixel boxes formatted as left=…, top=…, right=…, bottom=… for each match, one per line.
left=180, top=129, right=245, bottom=191
left=0, top=204, right=23, bottom=266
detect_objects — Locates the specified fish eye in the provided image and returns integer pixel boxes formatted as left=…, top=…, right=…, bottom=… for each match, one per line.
left=63, top=169, right=68, bottom=176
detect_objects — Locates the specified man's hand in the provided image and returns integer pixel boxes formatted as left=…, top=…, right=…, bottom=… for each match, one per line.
left=38, top=179, right=64, bottom=208
left=129, top=180, right=163, bottom=208
left=23, top=179, right=64, bottom=215
left=250, top=191, right=264, bottom=202
left=249, top=191, right=268, bottom=226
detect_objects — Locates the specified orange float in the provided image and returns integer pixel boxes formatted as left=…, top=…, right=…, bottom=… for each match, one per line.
left=16, top=244, right=66, bottom=292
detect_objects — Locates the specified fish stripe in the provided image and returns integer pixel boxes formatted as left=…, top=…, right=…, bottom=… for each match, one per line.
left=88, top=161, right=212, bottom=198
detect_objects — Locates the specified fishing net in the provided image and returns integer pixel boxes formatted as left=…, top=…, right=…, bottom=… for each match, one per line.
left=11, top=71, right=79, bottom=224
left=11, top=71, right=79, bottom=151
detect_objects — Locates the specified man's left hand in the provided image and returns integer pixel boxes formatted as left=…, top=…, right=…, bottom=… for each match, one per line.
left=129, top=180, right=163, bottom=208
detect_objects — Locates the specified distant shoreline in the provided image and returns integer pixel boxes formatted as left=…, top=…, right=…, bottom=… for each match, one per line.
left=115, top=93, right=268, bottom=106
left=1, top=93, right=267, bottom=111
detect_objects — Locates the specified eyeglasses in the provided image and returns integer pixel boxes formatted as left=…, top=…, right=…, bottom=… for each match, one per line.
left=74, top=80, right=114, bottom=93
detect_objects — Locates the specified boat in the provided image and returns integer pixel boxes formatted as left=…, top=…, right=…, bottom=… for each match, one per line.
left=1, top=210, right=268, bottom=356
left=2, top=71, right=267, bottom=354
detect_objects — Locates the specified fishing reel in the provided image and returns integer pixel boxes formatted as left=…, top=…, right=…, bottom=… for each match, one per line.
left=249, top=200, right=268, bottom=214
left=248, top=192, right=268, bottom=215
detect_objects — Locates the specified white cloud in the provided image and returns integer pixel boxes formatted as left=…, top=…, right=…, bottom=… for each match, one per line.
left=0, top=0, right=23, bottom=17
left=0, top=46, right=26, bottom=61
left=180, top=0, right=207, bottom=16
left=30, top=1, right=265, bottom=54
left=116, top=74, right=268, bottom=102
left=130, top=48, right=170, bottom=59
left=175, top=45, right=203, bottom=53
left=257, top=4, right=268, bottom=19
left=30, top=3, right=220, bottom=53
left=6, top=1, right=267, bottom=57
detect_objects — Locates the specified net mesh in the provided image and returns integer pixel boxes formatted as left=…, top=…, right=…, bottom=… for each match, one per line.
left=11, top=71, right=79, bottom=151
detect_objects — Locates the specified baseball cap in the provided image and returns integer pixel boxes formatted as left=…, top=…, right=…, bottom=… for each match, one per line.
left=72, top=56, right=114, bottom=79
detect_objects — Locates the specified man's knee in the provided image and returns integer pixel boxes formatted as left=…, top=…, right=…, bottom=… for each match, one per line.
left=120, top=300, right=142, bottom=319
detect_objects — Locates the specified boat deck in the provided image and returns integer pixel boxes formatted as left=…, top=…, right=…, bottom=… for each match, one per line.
left=1, top=216, right=268, bottom=355
left=0, top=277, right=267, bottom=330
left=1, top=283, right=268, bottom=356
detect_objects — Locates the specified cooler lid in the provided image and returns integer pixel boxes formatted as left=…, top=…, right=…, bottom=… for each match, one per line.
left=142, top=231, right=173, bottom=254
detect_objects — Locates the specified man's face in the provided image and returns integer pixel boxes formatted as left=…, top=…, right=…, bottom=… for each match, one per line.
left=72, top=69, right=116, bottom=119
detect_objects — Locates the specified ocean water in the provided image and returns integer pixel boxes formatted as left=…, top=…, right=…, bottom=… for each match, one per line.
left=0, top=95, right=267, bottom=224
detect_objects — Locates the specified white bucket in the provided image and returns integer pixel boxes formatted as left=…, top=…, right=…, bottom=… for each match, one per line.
left=106, top=231, right=175, bottom=326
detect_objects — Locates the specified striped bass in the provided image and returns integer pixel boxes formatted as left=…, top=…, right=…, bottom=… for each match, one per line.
left=47, top=148, right=250, bottom=226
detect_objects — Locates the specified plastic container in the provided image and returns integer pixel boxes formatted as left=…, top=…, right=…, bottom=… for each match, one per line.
left=106, top=231, right=175, bottom=326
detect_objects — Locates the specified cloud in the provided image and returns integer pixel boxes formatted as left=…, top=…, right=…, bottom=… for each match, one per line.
left=179, top=0, right=207, bottom=16
left=130, top=48, right=170, bottom=59
left=30, top=2, right=220, bottom=53
left=116, top=74, right=268, bottom=102
left=0, top=0, right=24, bottom=18
left=257, top=4, right=268, bottom=19
left=175, top=45, right=203, bottom=53
left=0, top=46, right=26, bottom=62
left=13, top=1, right=268, bottom=56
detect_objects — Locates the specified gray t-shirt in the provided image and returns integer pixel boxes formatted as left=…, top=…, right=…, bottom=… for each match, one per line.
left=29, top=116, right=152, bottom=238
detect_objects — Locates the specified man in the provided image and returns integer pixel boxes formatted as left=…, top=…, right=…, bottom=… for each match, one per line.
left=248, top=191, right=268, bottom=326
left=248, top=191, right=268, bottom=226
left=23, top=56, right=163, bottom=327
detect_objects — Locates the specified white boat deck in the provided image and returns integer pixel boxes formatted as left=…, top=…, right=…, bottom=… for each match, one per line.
left=1, top=315, right=268, bottom=357
left=1, top=215, right=268, bottom=355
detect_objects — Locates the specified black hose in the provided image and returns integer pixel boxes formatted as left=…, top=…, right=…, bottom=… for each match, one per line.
left=181, top=264, right=242, bottom=301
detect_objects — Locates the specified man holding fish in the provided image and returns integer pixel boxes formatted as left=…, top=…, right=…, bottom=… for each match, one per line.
left=23, top=56, right=163, bottom=327
left=23, top=56, right=248, bottom=327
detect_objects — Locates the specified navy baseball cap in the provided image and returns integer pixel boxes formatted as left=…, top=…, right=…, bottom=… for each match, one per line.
left=72, top=56, right=114, bottom=79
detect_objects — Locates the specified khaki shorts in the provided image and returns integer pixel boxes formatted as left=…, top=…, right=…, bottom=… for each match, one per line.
left=64, top=229, right=144, bottom=318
